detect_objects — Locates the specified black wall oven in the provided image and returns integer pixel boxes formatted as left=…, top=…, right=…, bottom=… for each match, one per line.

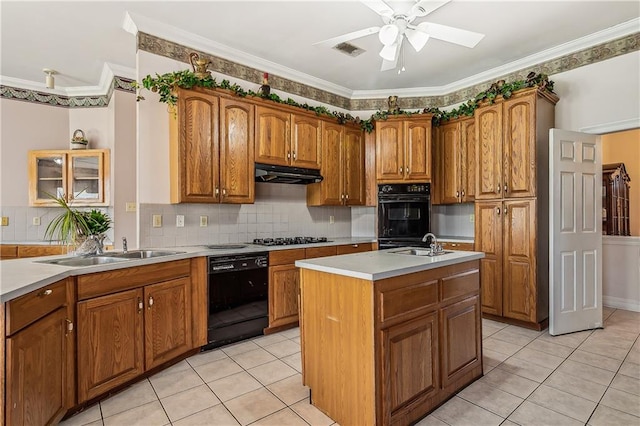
left=378, top=183, right=431, bottom=249
left=204, top=252, right=269, bottom=350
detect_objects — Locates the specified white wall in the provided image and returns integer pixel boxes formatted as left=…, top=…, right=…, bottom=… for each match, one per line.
left=603, top=236, right=640, bottom=312
left=553, top=51, right=640, bottom=131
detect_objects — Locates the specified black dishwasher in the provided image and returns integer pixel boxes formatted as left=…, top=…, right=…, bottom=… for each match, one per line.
left=204, top=252, right=269, bottom=350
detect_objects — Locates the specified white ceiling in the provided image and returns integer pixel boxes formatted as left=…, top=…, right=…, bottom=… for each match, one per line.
left=1, top=1, right=639, bottom=96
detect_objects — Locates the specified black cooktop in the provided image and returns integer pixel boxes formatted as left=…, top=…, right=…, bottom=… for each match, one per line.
left=253, top=237, right=330, bottom=246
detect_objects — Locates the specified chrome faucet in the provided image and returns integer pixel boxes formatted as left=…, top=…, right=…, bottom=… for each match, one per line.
left=122, top=237, right=128, bottom=253
left=421, top=233, right=441, bottom=255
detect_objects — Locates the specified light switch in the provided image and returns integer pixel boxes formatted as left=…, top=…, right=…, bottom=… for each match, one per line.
left=329, top=215, right=335, bottom=224
left=469, top=214, right=475, bottom=223
left=176, top=215, right=185, bottom=227
left=126, top=202, right=137, bottom=212
left=152, top=215, right=162, bottom=228
left=200, top=216, right=208, bottom=227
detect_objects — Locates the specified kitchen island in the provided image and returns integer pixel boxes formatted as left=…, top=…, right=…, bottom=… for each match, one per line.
left=295, top=248, right=485, bottom=426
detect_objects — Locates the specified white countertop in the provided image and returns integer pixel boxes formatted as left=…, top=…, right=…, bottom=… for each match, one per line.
left=296, top=247, right=484, bottom=281
left=0, top=237, right=376, bottom=302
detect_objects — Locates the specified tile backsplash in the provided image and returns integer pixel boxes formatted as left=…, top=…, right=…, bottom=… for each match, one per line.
left=140, top=183, right=374, bottom=248
left=431, top=203, right=475, bottom=237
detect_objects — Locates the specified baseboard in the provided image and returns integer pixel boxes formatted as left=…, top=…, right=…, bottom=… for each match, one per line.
left=603, top=296, right=640, bottom=312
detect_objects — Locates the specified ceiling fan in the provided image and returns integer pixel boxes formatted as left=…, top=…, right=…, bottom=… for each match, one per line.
left=315, top=0, right=485, bottom=71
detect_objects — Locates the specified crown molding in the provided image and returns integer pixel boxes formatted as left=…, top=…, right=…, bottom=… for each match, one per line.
left=124, top=11, right=354, bottom=99
left=351, top=17, right=640, bottom=99
left=580, top=118, right=640, bottom=134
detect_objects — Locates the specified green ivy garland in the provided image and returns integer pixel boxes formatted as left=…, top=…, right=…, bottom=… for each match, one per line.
left=137, top=70, right=555, bottom=133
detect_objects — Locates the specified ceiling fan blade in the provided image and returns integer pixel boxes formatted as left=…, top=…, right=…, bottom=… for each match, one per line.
left=415, top=22, right=484, bottom=48
left=313, top=26, right=381, bottom=47
left=361, top=0, right=394, bottom=17
left=410, top=0, right=451, bottom=18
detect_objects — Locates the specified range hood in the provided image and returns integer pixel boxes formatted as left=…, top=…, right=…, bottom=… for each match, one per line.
left=255, top=163, right=323, bottom=185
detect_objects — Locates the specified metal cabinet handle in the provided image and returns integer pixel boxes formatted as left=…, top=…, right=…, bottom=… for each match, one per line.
left=497, top=184, right=501, bottom=194
left=222, top=188, right=227, bottom=196
left=215, top=187, right=219, bottom=196
left=496, top=207, right=501, bottom=215
left=456, top=191, right=460, bottom=198
left=341, top=194, right=345, bottom=200
left=399, top=167, right=403, bottom=174
left=352, top=244, right=359, bottom=248
left=345, top=194, right=349, bottom=200
left=39, top=289, right=53, bottom=297
left=461, top=189, right=465, bottom=197
left=287, top=151, right=291, bottom=159
left=148, top=296, right=154, bottom=309
left=293, top=151, right=297, bottom=160
left=504, top=206, right=508, bottom=215
left=406, top=168, right=409, bottom=174
left=504, top=184, right=508, bottom=193
left=452, top=243, right=458, bottom=247
left=65, top=319, right=73, bottom=336
left=138, top=298, right=143, bottom=313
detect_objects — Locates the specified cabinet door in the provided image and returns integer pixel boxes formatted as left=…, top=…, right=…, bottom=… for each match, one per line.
left=440, top=295, right=481, bottom=387
left=380, top=312, right=438, bottom=421
left=77, top=289, right=144, bottom=402
left=144, top=277, right=193, bottom=370
left=503, top=199, right=537, bottom=322
left=255, top=106, right=290, bottom=166
left=376, top=121, right=404, bottom=181
left=404, top=119, right=432, bottom=181
left=220, top=98, right=255, bottom=203
left=291, top=115, right=321, bottom=169
left=68, top=150, right=109, bottom=205
left=475, top=104, right=503, bottom=200
left=503, top=95, right=536, bottom=198
left=475, top=201, right=503, bottom=316
left=269, top=264, right=300, bottom=328
left=308, top=121, right=343, bottom=205
left=440, top=122, right=461, bottom=204
left=6, top=308, right=71, bottom=426
left=175, top=91, right=220, bottom=203
left=28, top=150, right=67, bottom=206
left=343, top=127, right=365, bottom=205
left=461, top=118, right=476, bottom=202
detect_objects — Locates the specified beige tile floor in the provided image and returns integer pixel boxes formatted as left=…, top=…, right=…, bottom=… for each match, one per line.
left=60, top=307, right=640, bottom=426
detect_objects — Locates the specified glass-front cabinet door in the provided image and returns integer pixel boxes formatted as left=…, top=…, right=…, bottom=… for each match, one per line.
left=28, top=149, right=110, bottom=206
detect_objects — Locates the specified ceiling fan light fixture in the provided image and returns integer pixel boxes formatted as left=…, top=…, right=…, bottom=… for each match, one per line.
left=378, top=24, right=399, bottom=45
left=406, top=28, right=430, bottom=52
left=379, top=43, right=398, bottom=61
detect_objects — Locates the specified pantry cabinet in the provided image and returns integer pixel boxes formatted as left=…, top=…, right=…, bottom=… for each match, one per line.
left=437, top=117, right=476, bottom=204
left=4, top=278, right=75, bottom=426
left=76, top=259, right=199, bottom=402
left=28, top=149, right=110, bottom=206
left=307, top=122, right=365, bottom=206
left=375, top=115, right=433, bottom=183
left=255, top=106, right=322, bottom=169
left=169, top=88, right=254, bottom=204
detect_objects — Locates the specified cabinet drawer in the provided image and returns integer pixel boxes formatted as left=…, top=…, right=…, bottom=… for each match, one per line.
left=440, top=241, right=474, bottom=251
left=6, top=278, right=70, bottom=336
left=305, top=246, right=337, bottom=259
left=440, top=269, right=480, bottom=304
left=269, top=249, right=306, bottom=266
left=336, top=242, right=374, bottom=255
left=17, top=245, right=68, bottom=258
left=77, top=259, right=191, bottom=300
left=379, top=280, right=438, bottom=323
left=0, top=245, right=18, bottom=259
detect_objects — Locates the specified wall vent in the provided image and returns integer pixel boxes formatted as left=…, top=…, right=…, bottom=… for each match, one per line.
left=333, top=42, right=365, bottom=57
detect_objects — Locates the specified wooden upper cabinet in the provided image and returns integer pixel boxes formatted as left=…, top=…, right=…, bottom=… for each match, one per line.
left=170, top=88, right=254, bottom=204
left=220, top=98, right=255, bottom=203
left=376, top=116, right=433, bottom=183
left=440, top=121, right=461, bottom=204
left=28, top=149, right=110, bottom=206
left=255, top=106, right=321, bottom=169
left=475, top=104, right=503, bottom=200
left=503, top=96, right=536, bottom=198
left=291, top=115, right=322, bottom=169
left=460, top=118, right=476, bottom=202
left=307, top=122, right=364, bottom=206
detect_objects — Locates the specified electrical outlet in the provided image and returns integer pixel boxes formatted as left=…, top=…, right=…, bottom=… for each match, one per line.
left=152, top=215, right=162, bottom=228
left=125, top=202, right=137, bottom=212
left=0, top=216, right=8, bottom=226
left=32, top=217, right=41, bottom=226
left=469, top=214, right=475, bottom=223
left=176, top=215, right=185, bottom=227
left=200, top=216, right=208, bottom=227
left=329, top=215, right=335, bottom=224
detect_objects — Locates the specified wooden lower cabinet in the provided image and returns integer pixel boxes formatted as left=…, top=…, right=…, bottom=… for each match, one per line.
left=439, top=241, right=474, bottom=251
left=77, top=289, right=144, bottom=402
left=269, top=263, right=302, bottom=328
left=76, top=259, right=203, bottom=404
left=300, top=260, right=482, bottom=426
left=5, top=279, right=75, bottom=426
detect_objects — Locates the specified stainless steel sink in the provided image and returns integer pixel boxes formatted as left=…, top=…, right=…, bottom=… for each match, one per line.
left=37, top=256, right=127, bottom=267
left=102, top=250, right=185, bottom=259
left=391, top=248, right=455, bottom=257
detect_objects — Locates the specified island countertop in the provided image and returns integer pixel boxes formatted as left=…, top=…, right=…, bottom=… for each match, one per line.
left=296, top=247, right=484, bottom=281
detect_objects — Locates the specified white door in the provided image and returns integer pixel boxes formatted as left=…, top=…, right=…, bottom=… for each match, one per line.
left=549, top=129, right=602, bottom=335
